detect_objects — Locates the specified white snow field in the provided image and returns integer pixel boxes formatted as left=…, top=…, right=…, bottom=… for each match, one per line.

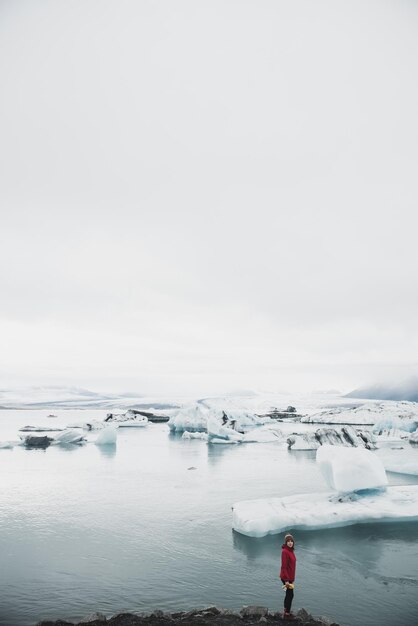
left=232, top=486, right=418, bottom=537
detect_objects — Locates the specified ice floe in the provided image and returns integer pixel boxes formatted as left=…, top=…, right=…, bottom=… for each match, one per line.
left=182, top=431, right=208, bottom=441
left=376, top=448, right=418, bottom=475
left=52, top=429, right=86, bottom=445
left=230, top=445, right=418, bottom=537
left=301, top=401, right=418, bottom=428
left=410, top=430, right=418, bottom=444
left=287, top=426, right=376, bottom=450
left=19, top=425, right=64, bottom=432
left=168, top=404, right=209, bottom=432
left=232, top=486, right=418, bottom=537
left=104, top=410, right=148, bottom=427
left=0, top=441, right=15, bottom=449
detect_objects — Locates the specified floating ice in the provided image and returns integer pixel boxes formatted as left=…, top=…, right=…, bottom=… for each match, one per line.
left=232, top=486, right=418, bottom=537
left=95, top=426, right=117, bottom=446
left=376, top=448, right=418, bottom=475
left=168, top=404, right=208, bottom=432
left=207, top=417, right=243, bottom=443
left=316, top=445, right=388, bottom=492
left=19, top=425, right=64, bottom=432
left=52, top=429, right=86, bottom=445
left=104, top=410, right=148, bottom=427
left=241, top=424, right=284, bottom=443
left=287, top=426, right=376, bottom=451
left=182, top=431, right=208, bottom=440
left=410, top=430, right=418, bottom=444
left=0, top=441, right=15, bottom=449
left=301, top=401, right=418, bottom=428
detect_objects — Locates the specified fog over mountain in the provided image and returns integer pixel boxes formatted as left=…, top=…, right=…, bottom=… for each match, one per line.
left=346, top=378, right=418, bottom=402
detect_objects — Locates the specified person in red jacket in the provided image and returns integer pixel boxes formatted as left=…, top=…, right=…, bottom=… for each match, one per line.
left=280, top=533, right=297, bottom=618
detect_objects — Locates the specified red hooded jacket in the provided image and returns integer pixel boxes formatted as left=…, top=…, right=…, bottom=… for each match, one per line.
left=280, top=543, right=296, bottom=582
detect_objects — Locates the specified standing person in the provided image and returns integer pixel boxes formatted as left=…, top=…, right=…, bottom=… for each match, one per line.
left=280, top=533, right=296, bottom=618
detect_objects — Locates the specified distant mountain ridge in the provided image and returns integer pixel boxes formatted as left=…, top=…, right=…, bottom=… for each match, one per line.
left=345, top=378, right=418, bottom=402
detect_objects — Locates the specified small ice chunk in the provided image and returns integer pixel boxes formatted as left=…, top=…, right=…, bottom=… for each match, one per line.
left=52, top=429, right=86, bottom=445
left=316, top=445, right=388, bottom=492
left=207, top=417, right=243, bottom=443
left=0, top=441, right=15, bottom=449
left=182, top=431, right=208, bottom=440
left=241, top=426, right=284, bottom=443
left=95, top=425, right=118, bottom=446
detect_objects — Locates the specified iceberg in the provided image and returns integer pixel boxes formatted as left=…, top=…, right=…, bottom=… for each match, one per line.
left=0, top=441, right=15, bottom=449
left=301, top=400, right=418, bottom=428
left=168, top=402, right=271, bottom=434
left=232, top=486, right=418, bottom=537
left=182, top=431, right=208, bottom=440
left=95, top=425, right=118, bottom=446
left=287, top=426, right=376, bottom=451
left=241, top=424, right=284, bottom=443
left=52, top=429, right=86, bottom=445
left=104, top=410, right=148, bottom=427
left=207, top=417, right=243, bottom=443
left=316, top=445, right=387, bottom=492
left=410, top=430, right=418, bottom=444
left=168, top=404, right=208, bottom=432
left=376, top=448, right=418, bottom=475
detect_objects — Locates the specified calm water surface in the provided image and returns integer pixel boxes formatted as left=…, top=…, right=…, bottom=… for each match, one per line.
left=1, top=410, right=418, bottom=626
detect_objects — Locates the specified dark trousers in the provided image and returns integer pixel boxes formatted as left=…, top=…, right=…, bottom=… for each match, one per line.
left=281, top=579, right=294, bottom=612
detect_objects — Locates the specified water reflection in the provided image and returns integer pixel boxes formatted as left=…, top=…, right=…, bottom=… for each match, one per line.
left=233, top=522, right=418, bottom=582
left=97, top=445, right=117, bottom=459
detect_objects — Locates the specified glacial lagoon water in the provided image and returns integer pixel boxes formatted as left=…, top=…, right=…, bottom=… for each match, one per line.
left=1, top=410, right=418, bottom=626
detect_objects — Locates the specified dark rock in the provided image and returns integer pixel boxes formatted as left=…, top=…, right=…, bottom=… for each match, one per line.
left=240, top=607, right=269, bottom=618
left=108, top=613, right=143, bottom=626
left=80, top=613, right=107, bottom=623
left=38, top=606, right=338, bottom=626
left=296, top=609, right=312, bottom=622
left=24, top=435, right=53, bottom=448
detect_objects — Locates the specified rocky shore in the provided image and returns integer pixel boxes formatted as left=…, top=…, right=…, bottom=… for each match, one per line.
left=37, top=605, right=339, bottom=626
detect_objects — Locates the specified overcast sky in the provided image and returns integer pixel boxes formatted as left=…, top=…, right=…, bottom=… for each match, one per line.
left=1, top=0, right=418, bottom=395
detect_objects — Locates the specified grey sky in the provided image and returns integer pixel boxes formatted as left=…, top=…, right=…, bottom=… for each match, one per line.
left=1, top=0, right=418, bottom=395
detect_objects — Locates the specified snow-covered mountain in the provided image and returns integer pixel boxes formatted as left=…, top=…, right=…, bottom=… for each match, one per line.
left=0, top=386, right=178, bottom=410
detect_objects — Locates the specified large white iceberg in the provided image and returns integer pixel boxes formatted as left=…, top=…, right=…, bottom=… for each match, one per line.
left=231, top=445, right=402, bottom=537
left=232, top=486, right=418, bottom=537
left=168, top=404, right=208, bottom=432
left=316, top=445, right=388, bottom=492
